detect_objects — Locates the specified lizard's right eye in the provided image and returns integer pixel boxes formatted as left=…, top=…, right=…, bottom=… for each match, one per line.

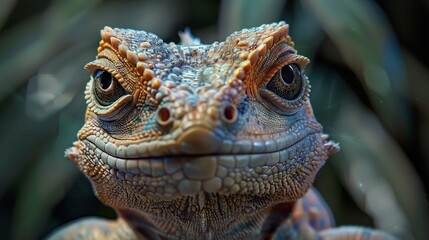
left=93, top=69, right=126, bottom=106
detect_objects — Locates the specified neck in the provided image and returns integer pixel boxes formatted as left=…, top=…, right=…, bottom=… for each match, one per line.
left=117, top=193, right=295, bottom=239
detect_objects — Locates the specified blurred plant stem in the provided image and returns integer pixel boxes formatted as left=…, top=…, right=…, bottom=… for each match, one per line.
left=302, top=0, right=411, bottom=140
left=0, top=0, right=17, bottom=28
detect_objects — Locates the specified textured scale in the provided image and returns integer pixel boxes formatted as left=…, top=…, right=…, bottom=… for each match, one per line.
left=49, top=22, right=395, bottom=240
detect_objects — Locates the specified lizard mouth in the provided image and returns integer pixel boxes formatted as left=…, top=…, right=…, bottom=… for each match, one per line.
left=77, top=126, right=336, bottom=199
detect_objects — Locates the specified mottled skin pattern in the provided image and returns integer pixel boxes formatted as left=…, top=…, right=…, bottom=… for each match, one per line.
left=49, top=22, right=395, bottom=239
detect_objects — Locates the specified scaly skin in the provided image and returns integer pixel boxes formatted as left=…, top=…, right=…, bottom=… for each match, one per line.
left=49, top=22, right=395, bottom=239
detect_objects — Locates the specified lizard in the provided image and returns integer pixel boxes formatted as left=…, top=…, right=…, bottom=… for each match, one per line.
left=49, top=22, right=395, bottom=239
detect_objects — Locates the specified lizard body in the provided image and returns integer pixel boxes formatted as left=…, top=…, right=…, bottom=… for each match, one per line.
left=49, top=22, right=394, bottom=239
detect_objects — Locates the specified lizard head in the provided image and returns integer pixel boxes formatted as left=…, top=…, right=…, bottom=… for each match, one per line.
left=66, top=22, right=339, bottom=213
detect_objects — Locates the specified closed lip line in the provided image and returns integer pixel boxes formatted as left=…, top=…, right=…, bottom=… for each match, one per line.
left=84, top=129, right=318, bottom=160
left=82, top=133, right=318, bottom=179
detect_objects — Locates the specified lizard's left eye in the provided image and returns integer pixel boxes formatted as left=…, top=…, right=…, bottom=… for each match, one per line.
left=266, top=64, right=302, bottom=101
left=93, top=69, right=126, bottom=106
left=259, top=63, right=309, bottom=113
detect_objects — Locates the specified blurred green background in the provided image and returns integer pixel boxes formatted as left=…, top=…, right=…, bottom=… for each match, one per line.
left=0, top=0, right=428, bottom=239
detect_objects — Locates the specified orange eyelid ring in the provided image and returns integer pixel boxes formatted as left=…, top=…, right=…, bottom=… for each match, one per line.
left=276, top=54, right=310, bottom=70
left=85, top=63, right=112, bottom=79
left=85, top=62, right=104, bottom=73
left=291, top=55, right=310, bottom=68
left=85, top=61, right=125, bottom=85
left=257, top=53, right=309, bottom=90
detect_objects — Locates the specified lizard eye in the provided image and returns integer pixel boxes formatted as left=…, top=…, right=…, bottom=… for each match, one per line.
left=266, top=64, right=302, bottom=101
left=93, top=69, right=126, bottom=106
left=259, top=63, right=309, bottom=113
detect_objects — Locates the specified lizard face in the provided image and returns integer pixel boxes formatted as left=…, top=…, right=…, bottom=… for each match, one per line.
left=67, top=22, right=339, bottom=210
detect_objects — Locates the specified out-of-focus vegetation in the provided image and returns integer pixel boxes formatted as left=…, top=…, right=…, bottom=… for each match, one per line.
left=0, top=0, right=427, bottom=239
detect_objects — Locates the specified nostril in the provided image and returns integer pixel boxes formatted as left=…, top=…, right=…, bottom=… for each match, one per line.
left=222, top=105, right=237, bottom=123
left=157, top=107, right=172, bottom=127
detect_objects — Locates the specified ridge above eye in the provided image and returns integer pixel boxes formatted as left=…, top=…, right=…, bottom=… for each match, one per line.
left=266, top=64, right=302, bottom=101
left=93, top=69, right=126, bottom=106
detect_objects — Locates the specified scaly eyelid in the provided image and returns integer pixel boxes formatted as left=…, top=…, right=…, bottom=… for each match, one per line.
left=255, top=49, right=310, bottom=115
left=273, top=52, right=309, bottom=74
left=256, top=42, right=308, bottom=89
left=257, top=53, right=295, bottom=89
left=84, top=58, right=128, bottom=89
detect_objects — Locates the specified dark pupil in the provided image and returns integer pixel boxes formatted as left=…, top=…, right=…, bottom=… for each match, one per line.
left=265, top=64, right=302, bottom=100
left=93, top=69, right=126, bottom=106
left=95, top=70, right=112, bottom=90
left=280, top=65, right=294, bottom=84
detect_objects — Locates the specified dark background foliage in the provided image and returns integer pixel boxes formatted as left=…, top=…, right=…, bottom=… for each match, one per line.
left=0, top=0, right=427, bottom=239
